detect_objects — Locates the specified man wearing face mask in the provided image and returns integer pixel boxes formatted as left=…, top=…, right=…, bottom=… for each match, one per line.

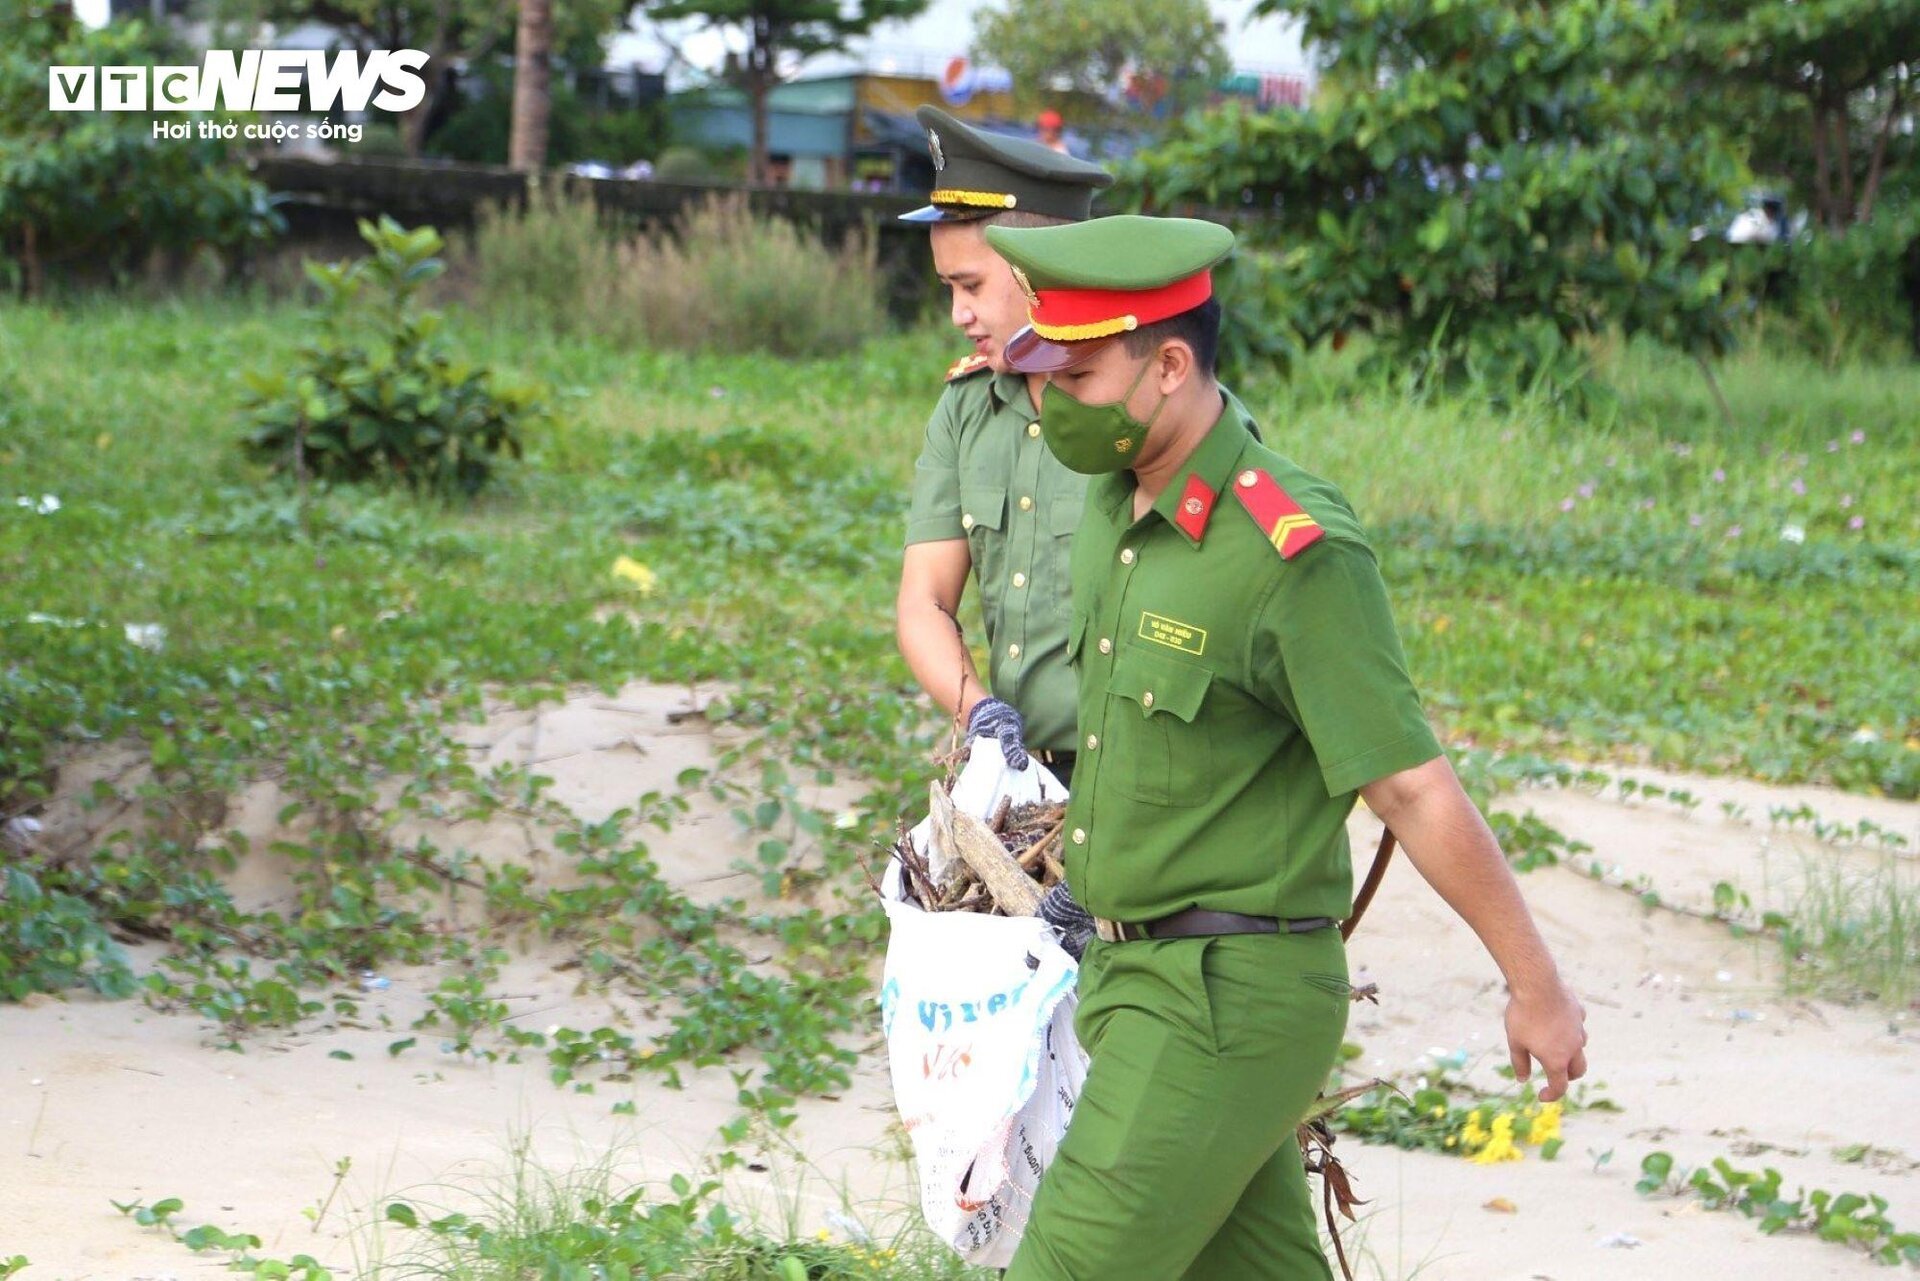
left=983, top=214, right=1591, bottom=1280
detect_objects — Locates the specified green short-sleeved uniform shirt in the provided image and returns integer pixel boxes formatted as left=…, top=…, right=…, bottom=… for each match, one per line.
left=1062, top=391, right=1444, bottom=924
left=905, top=362, right=1086, bottom=754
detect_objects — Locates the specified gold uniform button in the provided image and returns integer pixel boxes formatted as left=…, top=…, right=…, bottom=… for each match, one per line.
left=1142, top=690, right=1155, bottom=708
left=1012, top=572, right=1027, bottom=588
left=1238, top=469, right=1259, bottom=488
left=961, top=514, right=975, bottom=530
left=1098, top=637, right=1112, bottom=654
left=1071, top=828, right=1086, bottom=845
left=1007, top=643, right=1021, bottom=659
left=1120, top=548, right=1136, bottom=565
left=1085, top=734, right=1099, bottom=750
left=1019, top=495, right=1034, bottom=512
left=1027, top=422, right=1041, bottom=438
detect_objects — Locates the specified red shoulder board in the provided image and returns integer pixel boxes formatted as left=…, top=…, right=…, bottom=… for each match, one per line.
left=1174, top=471, right=1217, bottom=540
left=1232, top=468, right=1324, bottom=560
left=945, top=353, right=990, bottom=383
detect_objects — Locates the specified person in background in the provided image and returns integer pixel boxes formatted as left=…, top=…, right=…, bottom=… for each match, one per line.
left=1036, top=109, right=1069, bottom=155
left=895, top=105, right=1113, bottom=956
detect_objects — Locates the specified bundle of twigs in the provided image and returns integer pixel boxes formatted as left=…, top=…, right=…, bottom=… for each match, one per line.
left=890, top=782, right=1066, bottom=916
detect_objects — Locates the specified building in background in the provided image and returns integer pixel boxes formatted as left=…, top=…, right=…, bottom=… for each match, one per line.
left=666, top=58, right=1310, bottom=191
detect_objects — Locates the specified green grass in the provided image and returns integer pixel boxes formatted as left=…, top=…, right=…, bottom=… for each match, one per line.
left=7, top=296, right=1911, bottom=801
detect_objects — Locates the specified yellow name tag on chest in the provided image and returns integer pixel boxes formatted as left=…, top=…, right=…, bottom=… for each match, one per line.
left=1139, top=612, right=1207, bottom=657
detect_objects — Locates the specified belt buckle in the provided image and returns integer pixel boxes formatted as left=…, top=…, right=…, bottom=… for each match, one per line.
left=1094, top=916, right=1125, bottom=944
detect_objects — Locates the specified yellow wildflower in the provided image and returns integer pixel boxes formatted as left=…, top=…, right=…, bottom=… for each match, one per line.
left=1469, top=1113, right=1524, bottom=1164
left=611, top=555, right=657, bottom=595
left=1458, top=1109, right=1489, bottom=1151
left=1529, top=1101, right=1563, bottom=1146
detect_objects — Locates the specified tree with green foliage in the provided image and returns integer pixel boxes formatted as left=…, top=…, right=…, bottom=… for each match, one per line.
left=0, top=3, right=281, bottom=297
left=640, top=0, right=929, bottom=184
left=1672, top=0, right=1918, bottom=231
left=971, top=0, right=1228, bottom=130
left=1130, top=0, right=1750, bottom=398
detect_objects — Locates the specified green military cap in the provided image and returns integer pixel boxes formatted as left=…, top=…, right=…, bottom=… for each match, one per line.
left=901, top=104, right=1113, bottom=224
left=984, top=214, right=1236, bottom=372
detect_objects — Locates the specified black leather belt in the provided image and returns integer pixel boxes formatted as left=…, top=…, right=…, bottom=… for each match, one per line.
left=1093, top=908, right=1338, bottom=944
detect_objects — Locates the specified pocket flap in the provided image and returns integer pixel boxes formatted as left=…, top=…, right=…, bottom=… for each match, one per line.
left=958, top=484, right=1007, bottom=533
left=1109, top=652, right=1211, bottom=723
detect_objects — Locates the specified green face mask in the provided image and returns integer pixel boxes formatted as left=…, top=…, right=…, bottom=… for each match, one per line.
left=1040, top=358, right=1168, bottom=475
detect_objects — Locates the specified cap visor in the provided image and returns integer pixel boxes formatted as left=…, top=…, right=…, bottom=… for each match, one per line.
left=898, top=204, right=994, bottom=224
left=1003, top=325, right=1119, bottom=374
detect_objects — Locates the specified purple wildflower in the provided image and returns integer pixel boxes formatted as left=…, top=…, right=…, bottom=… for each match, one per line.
left=1849, top=515, right=1865, bottom=531
left=1851, top=430, right=1866, bottom=445
left=1791, top=478, right=1807, bottom=496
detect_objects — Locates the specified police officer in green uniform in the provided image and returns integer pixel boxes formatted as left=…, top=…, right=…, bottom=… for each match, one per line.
left=981, top=214, right=1592, bottom=1280
left=896, top=106, right=1111, bottom=803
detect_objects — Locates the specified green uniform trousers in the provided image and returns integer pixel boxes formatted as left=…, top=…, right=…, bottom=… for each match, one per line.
left=1005, top=929, right=1351, bottom=1281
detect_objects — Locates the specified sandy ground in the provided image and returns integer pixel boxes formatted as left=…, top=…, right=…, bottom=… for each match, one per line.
left=3, top=685, right=1916, bottom=1279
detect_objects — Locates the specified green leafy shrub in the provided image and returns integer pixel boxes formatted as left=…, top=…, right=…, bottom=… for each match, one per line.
left=1759, top=203, right=1920, bottom=365
left=654, top=145, right=720, bottom=181
left=0, top=7, right=282, bottom=295
left=242, top=216, right=543, bottom=496
left=1129, top=0, right=1748, bottom=401
left=0, top=864, right=135, bottom=1001
left=467, top=190, right=885, bottom=357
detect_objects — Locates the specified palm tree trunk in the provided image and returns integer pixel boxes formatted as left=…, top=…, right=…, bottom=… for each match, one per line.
left=509, top=0, right=553, bottom=173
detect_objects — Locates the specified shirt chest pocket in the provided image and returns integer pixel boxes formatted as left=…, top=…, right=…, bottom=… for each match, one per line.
left=1106, top=650, right=1213, bottom=808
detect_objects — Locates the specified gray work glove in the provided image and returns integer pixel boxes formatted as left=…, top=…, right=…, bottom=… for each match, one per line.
left=966, top=697, right=1030, bottom=771
left=1039, top=882, right=1096, bottom=961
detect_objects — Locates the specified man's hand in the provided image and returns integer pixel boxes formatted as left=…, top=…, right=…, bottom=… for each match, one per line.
left=966, top=697, right=1030, bottom=771
left=1505, top=980, right=1588, bottom=1102
left=1038, top=882, right=1095, bottom=960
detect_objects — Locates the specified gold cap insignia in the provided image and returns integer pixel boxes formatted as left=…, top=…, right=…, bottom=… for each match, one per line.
left=1010, top=264, right=1040, bottom=309
left=1115, top=438, right=1134, bottom=454
left=928, top=129, right=944, bottom=171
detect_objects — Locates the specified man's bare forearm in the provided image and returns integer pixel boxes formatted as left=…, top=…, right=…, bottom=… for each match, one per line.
left=1362, top=757, right=1562, bottom=999
left=897, top=597, right=987, bottom=721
